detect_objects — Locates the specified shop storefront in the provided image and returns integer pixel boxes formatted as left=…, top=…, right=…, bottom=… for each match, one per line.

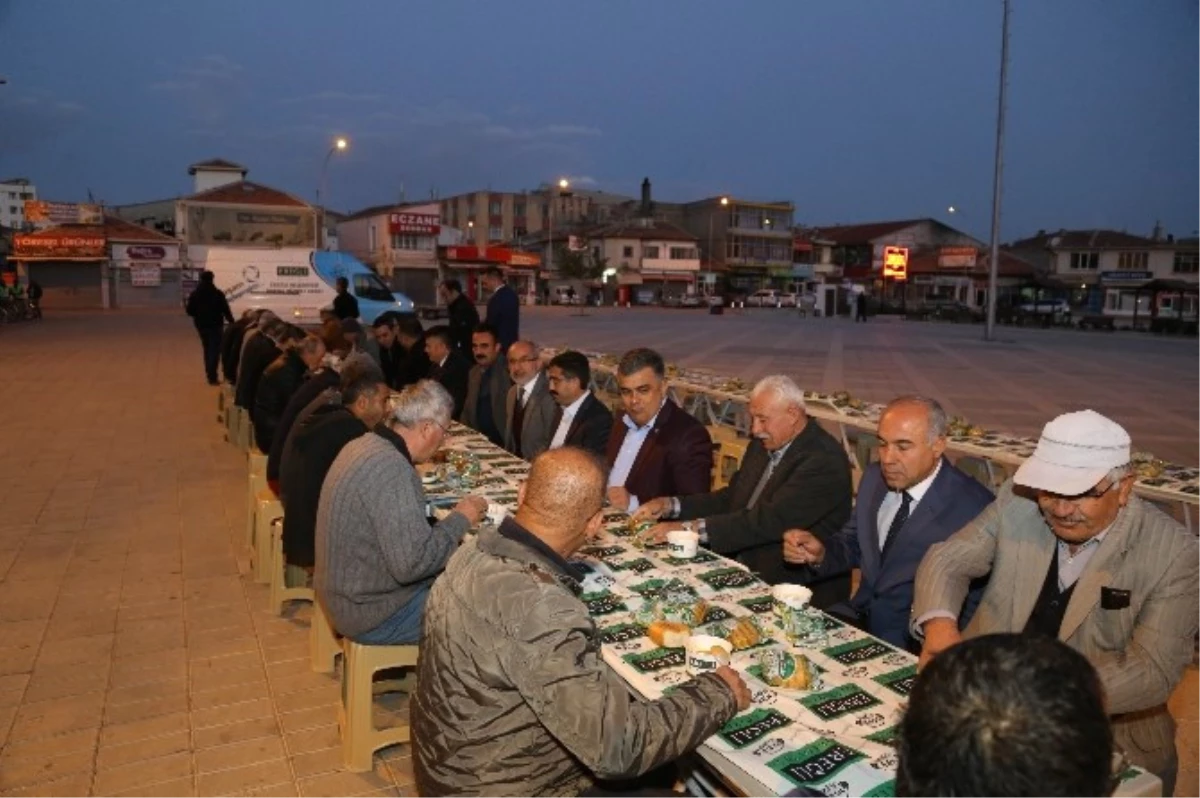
left=439, top=245, right=540, bottom=303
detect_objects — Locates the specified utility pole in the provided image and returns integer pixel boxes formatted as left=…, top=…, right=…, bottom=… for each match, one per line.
left=984, top=0, right=1011, bottom=341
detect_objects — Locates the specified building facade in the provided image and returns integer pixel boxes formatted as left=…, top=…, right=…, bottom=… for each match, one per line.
left=583, top=218, right=700, bottom=303
left=337, top=202, right=442, bottom=303
left=0, top=179, right=38, bottom=230
left=438, top=185, right=634, bottom=249
left=675, top=197, right=795, bottom=292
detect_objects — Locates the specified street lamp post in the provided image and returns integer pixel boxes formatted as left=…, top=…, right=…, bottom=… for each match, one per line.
left=316, top=137, right=348, bottom=248
left=984, top=0, right=1011, bottom=342
left=707, top=196, right=729, bottom=297
left=547, top=178, right=569, bottom=276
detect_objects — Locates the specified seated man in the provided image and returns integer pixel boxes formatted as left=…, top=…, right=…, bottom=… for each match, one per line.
left=279, top=363, right=390, bottom=574
left=315, top=380, right=488, bottom=644
left=911, top=410, right=1199, bottom=792
left=782, top=396, right=993, bottom=649
left=220, top=309, right=258, bottom=386
left=461, top=324, right=512, bottom=446
left=605, top=347, right=713, bottom=512
left=425, top=325, right=471, bottom=419
left=371, top=315, right=405, bottom=388
left=546, top=350, right=612, bottom=457
left=636, top=375, right=852, bottom=607
left=392, top=312, right=432, bottom=389
left=503, top=339, right=557, bottom=459
left=253, top=330, right=324, bottom=453
left=235, top=317, right=288, bottom=413
left=897, top=634, right=1113, bottom=797
left=412, top=447, right=750, bottom=797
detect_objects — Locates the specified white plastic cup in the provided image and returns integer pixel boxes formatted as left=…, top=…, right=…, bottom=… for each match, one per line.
left=486, top=503, right=507, bottom=527
left=685, top=635, right=733, bottom=675
left=772, top=583, right=813, bottom=615
left=666, top=529, right=700, bottom=559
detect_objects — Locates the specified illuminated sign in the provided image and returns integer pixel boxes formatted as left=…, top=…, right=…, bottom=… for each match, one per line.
left=883, top=246, right=908, bottom=281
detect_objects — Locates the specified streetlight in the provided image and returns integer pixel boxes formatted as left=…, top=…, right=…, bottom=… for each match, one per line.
left=467, top=220, right=475, bottom=245
left=547, top=178, right=570, bottom=275
left=316, top=136, right=349, bottom=248
left=984, top=0, right=1011, bottom=342
left=707, top=196, right=729, bottom=296
left=948, top=205, right=958, bottom=215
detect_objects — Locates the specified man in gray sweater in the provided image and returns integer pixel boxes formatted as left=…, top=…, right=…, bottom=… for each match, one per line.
left=314, top=380, right=488, bottom=644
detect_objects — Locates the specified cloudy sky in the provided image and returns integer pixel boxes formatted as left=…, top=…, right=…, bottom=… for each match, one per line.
left=0, top=0, right=1195, bottom=240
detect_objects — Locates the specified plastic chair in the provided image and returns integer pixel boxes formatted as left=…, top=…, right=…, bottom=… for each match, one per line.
left=338, top=640, right=419, bottom=771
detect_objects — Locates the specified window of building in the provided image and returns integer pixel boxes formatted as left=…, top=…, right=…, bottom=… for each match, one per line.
left=623, top=245, right=634, bottom=257
left=8, top=206, right=15, bottom=215
left=368, top=224, right=377, bottom=252
left=1172, top=251, right=1199, bottom=274
left=514, top=203, right=526, bottom=218
left=669, top=246, right=697, bottom=260
left=1069, top=251, right=1099, bottom=270
left=644, top=245, right=660, bottom=259
left=489, top=201, right=502, bottom=215
left=390, top=234, right=434, bottom=251
left=1117, top=251, right=1149, bottom=270
left=488, top=227, right=503, bottom=241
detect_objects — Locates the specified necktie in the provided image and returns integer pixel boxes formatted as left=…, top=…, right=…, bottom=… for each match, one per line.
left=880, top=491, right=912, bottom=559
left=746, top=450, right=782, bottom=508
left=511, top=387, right=527, bottom=452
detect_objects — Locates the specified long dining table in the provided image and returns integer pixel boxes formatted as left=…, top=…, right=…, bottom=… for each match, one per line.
left=421, top=423, right=1163, bottom=797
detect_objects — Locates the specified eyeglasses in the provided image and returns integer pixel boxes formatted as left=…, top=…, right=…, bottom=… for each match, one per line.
left=1038, top=480, right=1115, bottom=505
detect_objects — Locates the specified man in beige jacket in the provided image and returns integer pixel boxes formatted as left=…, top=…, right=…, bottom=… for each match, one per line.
left=910, top=409, right=1198, bottom=793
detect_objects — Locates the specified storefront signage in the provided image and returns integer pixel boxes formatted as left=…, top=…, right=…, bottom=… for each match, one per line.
left=24, top=201, right=102, bottom=226
left=442, top=245, right=541, bottom=268
left=882, top=246, right=909, bottom=281
left=938, top=246, right=978, bottom=268
left=388, top=213, right=440, bottom=235
left=14, top=233, right=107, bottom=260
left=1100, top=270, right=1152, bottom=284
left=130, top=264, right=162, bottom=287
left=126, top=245, right=167, bottom=260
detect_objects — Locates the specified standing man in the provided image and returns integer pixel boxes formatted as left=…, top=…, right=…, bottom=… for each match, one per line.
left=315, top=381, right=488, bottom=644
left=854, top=291, right=868, bottom=322
left=911, top=410, right=1199, bottom=792
left=333, top=276, right=359, bottom=320
left=604, top=348, right=713, bottom=512
left=439, top=279, right=479, bottom=354
left=482, top=266, right=519, bottom=352
left=461, top=324, right=512, bottom=446
left=371, top=316, right=404, bottom=388
left=635, top=375, right=852, bottom=607
left=546, top=351, right=612, bottom=457
left=412, top=448, right=749, bottom=797
left=782, top=396, right=993, bottom=649
left=393, top=313, right=432, bottom=389
left=425, top=325, right=471, bottom=419
left=503, top=340, right=557, bottom=459
left=185, top=270, right=235, bottom=385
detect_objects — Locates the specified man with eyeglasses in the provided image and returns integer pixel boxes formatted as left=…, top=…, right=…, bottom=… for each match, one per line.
left=503, top=340, right=556, bottom=459
left=910, top=409, right=1198, bottom=793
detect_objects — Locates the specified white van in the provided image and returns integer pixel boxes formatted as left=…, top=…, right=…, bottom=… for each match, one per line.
left=189, top=246, right=413, bottom=324
left=747, top=289, right=781, bottom=308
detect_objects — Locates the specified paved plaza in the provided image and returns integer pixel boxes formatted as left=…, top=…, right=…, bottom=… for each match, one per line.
left=0, top=309, right=1193, bottom=797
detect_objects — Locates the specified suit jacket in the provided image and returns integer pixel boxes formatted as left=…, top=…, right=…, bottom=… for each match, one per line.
left=503, top=372, right=557, bottom=459
left=447, top=294, right=480, bottom=353
left=395, top=336, right=432, bottom=389
left=486, top=284, right=520, bottom=352
left=604, top=400, right=714, bottom=505
left=678, top=421, right=853, bottom=607
left=809, top=459, right=993, bottom=649
left=550, top=393, right=613, bottom=457
left=430, top=350, right=471, bottom=420
left=912, top=481, right=1199, bottom=780
left=462, top=354, right=513, bottom=444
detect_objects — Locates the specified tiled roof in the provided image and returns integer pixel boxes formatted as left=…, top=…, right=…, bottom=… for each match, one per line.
left=907, top=248, right=1037, bottom=278
left=1008, top=229, right=1159, bottom=250
left=187, top=159, right=248, bottom=175
left=103, top=216, right=178, bottom=243
left=587, top=219, right=697, bottom=242
left=184, top=180, right=310, bottom=208
left=807, top=219, right=928, bottom=245
left=342, top=202, right=434, bottom=222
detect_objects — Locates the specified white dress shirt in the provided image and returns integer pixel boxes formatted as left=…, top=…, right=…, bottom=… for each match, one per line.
left=876, top=458, right=942, bottom=550
left=517, top=374, right=539, bottom=409
left=1057, top=528, right=1109, bottom=590
left=549, top=391, right=590, bottom=450
left=607, top=401, right=667, bottom=512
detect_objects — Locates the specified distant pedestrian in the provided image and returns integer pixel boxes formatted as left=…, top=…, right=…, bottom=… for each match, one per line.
left=482, top=266, right=520, bottom=352
left=438, top=279, right=480, bottom=354
left=332, top=276, right=359, bottom=321
left=27, top=279, right=43, bottom=320
left=855, top=292, right=868, bottom=322
left=185, top=270, right=235, bottom=385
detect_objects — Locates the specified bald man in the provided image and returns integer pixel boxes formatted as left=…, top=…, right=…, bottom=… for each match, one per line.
left=413, top=448, right=750, bottom=797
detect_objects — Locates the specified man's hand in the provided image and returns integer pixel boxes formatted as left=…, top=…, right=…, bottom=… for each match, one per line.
left=713, top=666, right=752, bottom=711
left=637, top=521, right=683, bottom=547
left=607, top=486, right=632, bottom=511
left=631, top=497, right=671, bottom=522
left=453, top=495, right=489, bottom=526
left=782, top=529, right=825, bottom=566
left=917, top=617, right=963, bottom=671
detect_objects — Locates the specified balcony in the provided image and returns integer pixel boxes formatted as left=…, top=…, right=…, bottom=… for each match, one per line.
left=641, top=256, right=699, bottom=273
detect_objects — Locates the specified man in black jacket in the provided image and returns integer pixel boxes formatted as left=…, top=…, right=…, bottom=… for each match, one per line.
left=185, top=271, right=234, bottom=385
left=438, top=279, right=479, bottom=354
left=635, top=374, right=853, bottom=608
left=253, top=332, right=326, bottom=454
left=393, top=313, right=432, bottom=389
left=279, top=363, right=390, bottom=571
left=425, top=325, right=471, bottom=419
left=235, top=319, right=289, bottom=413
left=333, top=276, right=359, bottom=320
left=371, top=316, right=405, bottom=388
left=221, top=310, right=259, bottom=386
left=545, top=350, right=612, bottom=457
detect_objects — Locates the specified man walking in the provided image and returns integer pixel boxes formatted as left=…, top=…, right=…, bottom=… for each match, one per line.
left=482, top=266, right=519, bottom=352
left=185, top=270, right=235, bottom=385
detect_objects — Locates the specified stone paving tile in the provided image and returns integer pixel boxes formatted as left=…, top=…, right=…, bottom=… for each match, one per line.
left=0, top=310, right=1194, bottom=797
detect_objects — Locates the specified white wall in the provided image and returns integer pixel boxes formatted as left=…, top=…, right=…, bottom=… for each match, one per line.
left=193, top=170, right=245, bottom=194
left=0, top=181, right=37, bottom=229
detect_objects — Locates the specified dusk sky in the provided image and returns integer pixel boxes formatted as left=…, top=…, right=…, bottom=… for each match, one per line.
left=1, top=0, right=1195, bottom=241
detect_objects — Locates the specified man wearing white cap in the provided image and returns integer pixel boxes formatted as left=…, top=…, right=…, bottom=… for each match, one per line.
left=910, top=409, right=1198, bottom=792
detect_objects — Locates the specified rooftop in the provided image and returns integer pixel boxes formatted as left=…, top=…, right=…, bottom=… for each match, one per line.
left=805, top=219, right=930, bottom=245
left=187, top=158, right=249, bottom=175
left=184, top=180, right=310, bottom=209
left=1008, top=229, right=1163, bottom=250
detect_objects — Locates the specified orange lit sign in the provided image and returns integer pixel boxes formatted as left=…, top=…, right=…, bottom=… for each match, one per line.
left=883, top=246, right=909, bottom=281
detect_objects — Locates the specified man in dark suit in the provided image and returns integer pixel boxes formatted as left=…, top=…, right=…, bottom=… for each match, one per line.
left=392, top=313, right=431, bottom=389
left=439, top=279, right=480, bottom=354
left=782, top=396, right=994, bottom=649
left=546, top=350, right=612, bottom=457
left=481, top=266, right=519, bottom=352
left=604, top=348, right=713, bottom=512
left=425, top=326, right=471, bottom=419
left=503, top=340, right=557, bottom=459
left=636, top=375, right=853, bottom=608
left=371, top=316, right=405, bottom=388
left=461, top=324, right=512, bottom=447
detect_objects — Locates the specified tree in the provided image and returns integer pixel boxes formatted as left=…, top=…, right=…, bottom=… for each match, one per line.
left=556, top=248, right=606, bottom=281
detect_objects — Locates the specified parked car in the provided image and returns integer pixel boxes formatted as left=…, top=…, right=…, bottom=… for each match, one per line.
left=777, top=292, right=798, bottom=308
left=747, top=289, right=780, bottom=307
left=681, top=295, right=704, bottom=308
left=907, top=299, right=984, bottom=324
left=1018, top=298, right=1070, bottom=315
